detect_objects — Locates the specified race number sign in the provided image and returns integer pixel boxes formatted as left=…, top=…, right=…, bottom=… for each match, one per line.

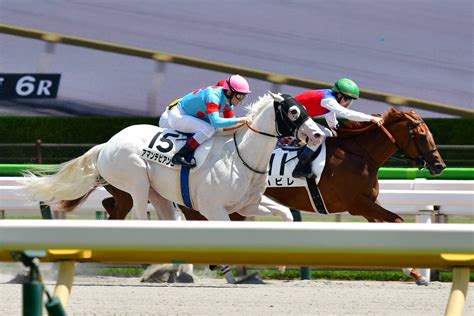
left=0, top=74, right=61, bottom=99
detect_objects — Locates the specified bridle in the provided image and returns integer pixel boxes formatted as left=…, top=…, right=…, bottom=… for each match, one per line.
left=379, top=120, right=439, bottom=169
left=233, top=98, right=310, bottom=174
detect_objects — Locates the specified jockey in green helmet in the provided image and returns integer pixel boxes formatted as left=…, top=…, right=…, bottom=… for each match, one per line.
left=290, top=78, right=384, bottom=179
left=332, top=78, right=360, bottom=106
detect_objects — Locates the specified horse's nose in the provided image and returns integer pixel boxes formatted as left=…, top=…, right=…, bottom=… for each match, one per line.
left=434, top=162, right=446, bottom=174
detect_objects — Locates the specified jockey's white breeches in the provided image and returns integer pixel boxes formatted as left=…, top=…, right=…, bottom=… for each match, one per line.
left=159, top=106, right=215, bottom=144
left=306, top=121, right=334, bottom=150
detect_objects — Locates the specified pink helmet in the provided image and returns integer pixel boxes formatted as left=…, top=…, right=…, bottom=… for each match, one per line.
left=222, top=75, right=251, bottom=94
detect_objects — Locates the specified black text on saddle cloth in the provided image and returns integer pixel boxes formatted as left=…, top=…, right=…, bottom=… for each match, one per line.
left=141, top=130, right=187, bottom=167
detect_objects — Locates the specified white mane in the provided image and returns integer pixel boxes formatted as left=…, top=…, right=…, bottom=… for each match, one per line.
left=245, top=94, right=274, bottom=121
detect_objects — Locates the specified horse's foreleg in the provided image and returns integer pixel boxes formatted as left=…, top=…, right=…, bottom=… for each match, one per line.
left=363, top=217, right=378, bottom=222
left=237, top=197, right=293, bottom=222
left=403, top=268, right=429, bottom=286
left=253, top=196, right=294, bottom=221
left=199, top=205, right=231, bottom=221
left=349, top=197, right=404, bottom=223
left=355, top=198, right=428, bottom=285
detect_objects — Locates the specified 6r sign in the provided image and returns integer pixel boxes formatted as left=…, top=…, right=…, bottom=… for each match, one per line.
left=0, top=74, right=61, bottom=99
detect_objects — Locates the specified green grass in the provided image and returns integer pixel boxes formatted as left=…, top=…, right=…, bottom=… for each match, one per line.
left=83, top=267, right=474, bottom=282
left=244, top=269, right=474, bottom=282
left=84, top=267, right=145, bottom=277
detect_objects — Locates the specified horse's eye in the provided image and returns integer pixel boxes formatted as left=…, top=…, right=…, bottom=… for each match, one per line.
left=288, top=106, right=301, bottom=121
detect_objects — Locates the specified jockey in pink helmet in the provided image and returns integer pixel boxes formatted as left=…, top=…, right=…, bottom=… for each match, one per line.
left=159, top=74, right=252, bottom=168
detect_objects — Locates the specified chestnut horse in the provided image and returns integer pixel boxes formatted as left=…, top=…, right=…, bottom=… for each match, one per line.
left=100, top=108, right=446, bottom=284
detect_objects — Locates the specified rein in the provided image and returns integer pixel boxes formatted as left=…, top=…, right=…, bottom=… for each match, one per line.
left=379, top=124, right=396, bottom=144
left=231, top=121, right=280, bottom=175
left=233, top=133, right=269, bottom=174
left=245, top=120, right=279, bottom=138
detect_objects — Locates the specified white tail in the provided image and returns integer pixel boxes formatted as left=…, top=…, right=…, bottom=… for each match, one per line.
left=22, top=144, right=104, bottom=204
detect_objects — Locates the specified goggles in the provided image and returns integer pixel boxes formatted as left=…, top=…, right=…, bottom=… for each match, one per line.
left=340, top=94, right=355, bottom=107
left=235, top=93, right=248, bottom=102
left=341, top=94, right=356, bottom=101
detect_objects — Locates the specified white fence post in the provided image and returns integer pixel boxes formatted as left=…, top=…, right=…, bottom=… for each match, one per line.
left=147, top=56, right=169, bottom=116
left=416, top=207, right=433, bottom=281
left=37, top=37, right=57, bottom=72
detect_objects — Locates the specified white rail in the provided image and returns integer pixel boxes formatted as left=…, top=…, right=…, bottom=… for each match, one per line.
left=1, top=177, right=472, bottom=216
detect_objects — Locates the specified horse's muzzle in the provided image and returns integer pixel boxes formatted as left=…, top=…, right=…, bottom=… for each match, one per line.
left=428, top=162, right=446, bottom=176
left=305, top=133, right=322, bottom=146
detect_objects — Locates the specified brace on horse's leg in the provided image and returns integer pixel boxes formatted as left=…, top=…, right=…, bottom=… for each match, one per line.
left=209, top=265, right=236, bottom=284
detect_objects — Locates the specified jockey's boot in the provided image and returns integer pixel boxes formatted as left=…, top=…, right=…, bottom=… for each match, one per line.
left=292, top=147, right=315, bottom=179
left=172, top=142, right=197, bottom=168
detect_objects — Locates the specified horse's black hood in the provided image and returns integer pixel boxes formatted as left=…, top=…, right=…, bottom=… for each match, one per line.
left=274, top=94, right=310, bottom=138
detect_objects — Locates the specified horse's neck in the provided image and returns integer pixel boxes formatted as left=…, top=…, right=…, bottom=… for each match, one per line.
left=368, top=121, right=411, bottom=166
left=237, top=105, right=277, bottom=170
left=337, top=121, right=404, bottom=167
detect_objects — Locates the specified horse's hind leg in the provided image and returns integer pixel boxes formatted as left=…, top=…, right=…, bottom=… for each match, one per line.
left=109, top=161, right=149, bottom=220
left=102, top=196, right=116, bottom=218
left=148, top=187, right=175, bottom=220
left=98, top=148, right=150, bottom=219
left=103, top=185, right=133, bottom=220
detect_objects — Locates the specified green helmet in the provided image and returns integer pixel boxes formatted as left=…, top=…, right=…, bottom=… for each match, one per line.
left=332, top=78, right=360, bottom=99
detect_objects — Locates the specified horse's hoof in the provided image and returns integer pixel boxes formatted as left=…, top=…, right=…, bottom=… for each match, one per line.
left=415, top=278, right=429, bottom=286
left=140, top=264, right=179, bottom=283
left=235, top=272, right=265, bottom=285
left=167, top=271, right=177, bottom=283
left=176, top=272, right=194, bottom=283
left=7, top=270, right=30, bottom=284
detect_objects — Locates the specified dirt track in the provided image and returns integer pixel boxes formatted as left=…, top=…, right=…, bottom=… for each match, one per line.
left=1, top=272, right=473, bottom=315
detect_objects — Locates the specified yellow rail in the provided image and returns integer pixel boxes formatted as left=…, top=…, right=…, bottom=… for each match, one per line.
left=0, top=221, right=472, bottom=315
left=1, top=23, right=473, bottom=117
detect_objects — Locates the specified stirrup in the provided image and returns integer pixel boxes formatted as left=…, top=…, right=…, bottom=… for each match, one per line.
left=172, top=155, right=196, bottom=168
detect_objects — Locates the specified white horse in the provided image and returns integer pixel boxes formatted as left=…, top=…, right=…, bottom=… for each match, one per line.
left=22, top=93, right=321, bottom=221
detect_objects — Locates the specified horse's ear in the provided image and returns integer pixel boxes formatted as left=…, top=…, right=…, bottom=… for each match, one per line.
left=268, top=91, right=284, bottom=102
left=388, top=107, right=399, bottom=114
